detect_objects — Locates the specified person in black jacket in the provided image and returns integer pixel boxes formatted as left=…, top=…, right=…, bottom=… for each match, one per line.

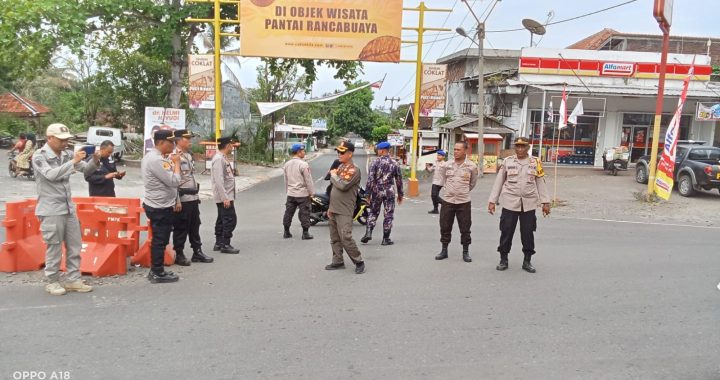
left=85, top=140, right=125, bottom=197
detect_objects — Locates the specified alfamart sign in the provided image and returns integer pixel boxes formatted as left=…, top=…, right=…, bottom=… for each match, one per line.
left=600, top=62, right=635, bottom=76
left=241, top=0, right=403, bottom=62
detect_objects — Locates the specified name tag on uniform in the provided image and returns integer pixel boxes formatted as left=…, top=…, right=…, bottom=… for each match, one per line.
left=507, top=168, right=519, bottom=176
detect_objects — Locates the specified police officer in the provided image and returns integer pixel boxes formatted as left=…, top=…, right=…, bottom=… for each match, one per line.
left=142, top=129, right=182, bottom=283
left=282, top=143, right=315, bottom=240
left=85, top=140, right=125, bottom=197
left=426, top=149, right=447, bottom=214
left=325, top=140, right=365, bottom=274
left=172, top=129, right=214, bottom=265
left=488, top=136, right=551, bottom=273
left=33, top=123, right=99, bottom=295
left=435, top=141, right=478, bottom=263
left=211, top=137, right=240, bottom=254
left=361, top=141, right=403, bottom=245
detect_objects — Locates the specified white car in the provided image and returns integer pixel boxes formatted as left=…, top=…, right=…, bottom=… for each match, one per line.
left=354, top=140, right=365, bottom=149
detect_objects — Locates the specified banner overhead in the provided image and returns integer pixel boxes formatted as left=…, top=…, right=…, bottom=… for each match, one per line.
left=420, top=64, right=447, bottom=118
left=188, top=55, right=215, bottom=109
left=241, top=0, right=403, bottom=62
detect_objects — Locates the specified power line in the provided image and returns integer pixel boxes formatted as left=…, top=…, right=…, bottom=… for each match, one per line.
left=486, top=0, right=639, bottom=33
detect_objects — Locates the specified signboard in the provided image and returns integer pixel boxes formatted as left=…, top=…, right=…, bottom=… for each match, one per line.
left=386, top=133, right=403, bottom=146
left=696, top=102, right=720, bottom=121
left=143, top=107, right=186, bottom=154
left=420, top=64, right=447, bottom=118
left=311, top=118, right=328, bottom=131
left=188, top=55, right=215, bottom=109
left=201, top=142, right=237, bottom=171
left=600, top=62, right=635, bottom=77
left=240, top=0, right=403, bottom=62
left=653, top=0, right=673, bottom=31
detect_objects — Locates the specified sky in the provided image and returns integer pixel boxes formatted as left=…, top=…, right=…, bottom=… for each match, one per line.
left=228, top=0, right=718, bottom=110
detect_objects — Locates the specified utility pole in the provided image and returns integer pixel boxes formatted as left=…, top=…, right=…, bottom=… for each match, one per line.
left=385, top=96, right=400, bottom=121
left=401, top=2, right=452, bottom=198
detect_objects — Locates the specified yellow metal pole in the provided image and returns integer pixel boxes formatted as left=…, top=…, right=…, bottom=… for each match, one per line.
left=213, top=0, right=222, bottom=141
left=406, top=2, right=427, bottom=198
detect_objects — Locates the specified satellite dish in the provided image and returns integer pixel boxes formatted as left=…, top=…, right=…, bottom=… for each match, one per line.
left=522, top=18, right=546, bottom=47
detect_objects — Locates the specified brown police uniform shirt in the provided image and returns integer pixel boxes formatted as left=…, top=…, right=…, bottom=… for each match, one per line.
left=283, top=156, right=315, bottom=197
left=439, top=159, right=478, bottom=204
left=329, top=161, right=361, bottom=216
left=488, top=155, right=550, bottom=212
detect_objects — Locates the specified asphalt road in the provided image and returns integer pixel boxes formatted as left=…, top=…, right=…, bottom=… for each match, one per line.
left=1, top=150, right=719, bottom=379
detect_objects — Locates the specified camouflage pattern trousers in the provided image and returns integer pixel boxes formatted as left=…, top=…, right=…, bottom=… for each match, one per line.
left=367, top=190, right=396, bottom=231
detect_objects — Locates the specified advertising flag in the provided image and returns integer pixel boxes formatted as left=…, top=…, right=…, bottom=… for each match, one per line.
left=558, top=87, right=568, bottom=129
left=241, top=0, right=403, bottom=62
left=654, top=65, right=694, bottom=200
left=568, top=99, right=584, bottom=125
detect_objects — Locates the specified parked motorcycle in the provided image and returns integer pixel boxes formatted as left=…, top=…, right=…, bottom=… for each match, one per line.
left=0, top=136, right=13, bottom=149
left=8, top=151, right=35, bottom=180
left=602, top=147, right=630, bottom=176
left=310, top=186, right=368, bottom=226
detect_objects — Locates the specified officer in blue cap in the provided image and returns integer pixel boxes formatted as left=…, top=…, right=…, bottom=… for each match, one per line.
left=426, top=149, right=447, bottom=214
left=361, top=140, right=403, bottom=245
left=282, top=143, right=315, bottom=240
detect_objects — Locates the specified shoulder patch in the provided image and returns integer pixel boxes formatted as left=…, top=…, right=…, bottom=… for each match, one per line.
left=162, top=162, right=171, bottom=170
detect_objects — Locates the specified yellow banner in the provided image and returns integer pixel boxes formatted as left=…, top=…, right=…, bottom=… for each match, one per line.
left=241, top=0, right=403, bottom=62
left=654, top=170, right=673, bottom=200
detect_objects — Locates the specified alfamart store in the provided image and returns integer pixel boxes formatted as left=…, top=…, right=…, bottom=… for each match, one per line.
left=509, top=47, right=719, bottom=166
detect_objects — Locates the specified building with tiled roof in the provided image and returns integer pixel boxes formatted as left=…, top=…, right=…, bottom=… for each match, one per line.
left=0, top=92, right=51, bottom=118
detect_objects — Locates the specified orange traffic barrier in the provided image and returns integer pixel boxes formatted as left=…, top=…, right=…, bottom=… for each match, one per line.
left=0, top=199, right=45, bottom=272
left=130, top=219, right=175, bottom=268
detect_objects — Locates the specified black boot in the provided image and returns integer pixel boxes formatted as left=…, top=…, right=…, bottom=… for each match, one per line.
left=213, top=239, right=222, bottom=251
left=360, top=226, right=373, bottom=243
left=283, top=226, right=292, bottom=239
left=381, top=230, right=394, bottom=245
left=191, top=248, right=214, bottom=263
left=522, top=253, right=536, bottom=273
left=175, top=251, right=191, bottom=266
left=496, top=252, right=508, bottom=271
left=462, top=245, right=472, bottom=263
left=301, top=228, right=313, bottom=240
left=220, top=238, right=240, bottom=254
left=435, top=243, right=448, bottom=260
left=355, top=261, right=365, bottom=274
left=428, top=207, right=439, bottom=214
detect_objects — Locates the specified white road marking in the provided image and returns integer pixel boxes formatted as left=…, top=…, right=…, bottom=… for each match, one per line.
left=0, top=304, right=78, bottom=312
left=553, top=216, right=720, bottom=230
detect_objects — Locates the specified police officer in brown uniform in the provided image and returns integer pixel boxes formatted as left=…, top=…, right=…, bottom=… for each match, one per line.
left=324, top=140, right=365, bottom=274
left=488, top=137, right=551, bottom=273
left=435, top=141, right=478, bottom=263
left=282, top=143, right=315, bottom=240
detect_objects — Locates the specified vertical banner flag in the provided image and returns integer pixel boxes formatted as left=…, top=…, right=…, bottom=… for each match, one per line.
left=241, top=0, right=403, bottom=62
left=143, top=107, right=186, bottom=154
left=188, top=55, right=215, bottom=109
left=654, top=65, right=694, bottom=200
left=568, top=99, right=584, bottom=125
left=558, top=87, right=568, bottom=129
left=420, top=64, right=447, bottom=118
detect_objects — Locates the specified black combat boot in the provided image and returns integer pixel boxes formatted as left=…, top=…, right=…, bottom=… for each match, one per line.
left=283, top=226, right=292, bottom=239
left=325, top=262, right=345, bottom=270
left=435, top=243, right=449, bottom=260
left=522, top=253, right=536, bottom=273
left=354, top=261, right=365, bottom=274
left=428, top=207, right=439, bottom=214
left=496, top=252, right=508, bottom=271
left=381, top=230, right=394, bottom=246
left=213, top=239, right=222, bottom=251
left=301, top=228, right=313, bottom=240
left=175, top=251, right=191, bottom=266
left=220, top=238, right=240, bottom=254
left=462, top=245, right=472, bottom=263
left=191, top=248, right=214, bottom=263
left=147, top=270, right=179, bottom=284
left=360, top=226, right=373, bottom=243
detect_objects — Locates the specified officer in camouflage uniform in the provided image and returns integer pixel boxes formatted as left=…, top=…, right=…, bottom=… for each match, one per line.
left=361, top=141, right=403, bottom=246
left=325, top=141, right=365, bottom=274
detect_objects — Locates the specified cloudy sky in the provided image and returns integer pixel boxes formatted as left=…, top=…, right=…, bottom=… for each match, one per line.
left=229, top=0, right=717, bottom=109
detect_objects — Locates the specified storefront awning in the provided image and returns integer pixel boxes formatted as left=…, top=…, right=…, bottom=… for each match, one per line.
left=507, top=80, right=720, bottom=99
left=438, top=117, right=516, bottom=134
left=464, top=133, right=503, bottom=140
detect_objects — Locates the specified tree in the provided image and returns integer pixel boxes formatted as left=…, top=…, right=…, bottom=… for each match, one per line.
left=328, top=83, right=378, bottom=141
left=371, top=125, right=393, bottom=143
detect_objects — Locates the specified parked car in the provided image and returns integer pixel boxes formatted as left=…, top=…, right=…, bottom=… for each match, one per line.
left=635, top=141, right=720, bottom=197
left=86, top=127, right=126, bottom=160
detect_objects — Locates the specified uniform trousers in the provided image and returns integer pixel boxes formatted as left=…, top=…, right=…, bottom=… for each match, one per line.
left=367, top=191, right=395, bottom=231
left=439, top=200, right=472, bottom=246
left=215, top=202, right=237, bottom=244
left=39, top=213, right=83, bottom=282
left=173, top=200, right=202, bottom=252
left=498, top=207, right=537, bottom=256
left=283, top=196, right=311, bottom=229
left=329, top=213, right=363, bottom=265
left=430, top=184, right=442, bottom=210
left=143, top=204, right=175, bottom=274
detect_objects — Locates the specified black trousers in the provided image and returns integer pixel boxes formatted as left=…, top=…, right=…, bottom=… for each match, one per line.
left=430, top=184, right=442, bottom=210
left=173, top=200, right=202, bottom=252
left=283, top=196, right=311, bottom=229
left=215, top=202, right=237, bottom=244
left=498, top=208, right=537, bottom=256
left=143, top=204, right=175, bottom=274
left=439, top=200, right=472, bottom=246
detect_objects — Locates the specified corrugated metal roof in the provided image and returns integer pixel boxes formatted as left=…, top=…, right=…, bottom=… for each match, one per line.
left=437, top=116, right=516, bottom=134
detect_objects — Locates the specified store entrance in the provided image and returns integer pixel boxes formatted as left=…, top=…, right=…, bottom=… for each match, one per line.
left=620, top=126, right=649, bottom=162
